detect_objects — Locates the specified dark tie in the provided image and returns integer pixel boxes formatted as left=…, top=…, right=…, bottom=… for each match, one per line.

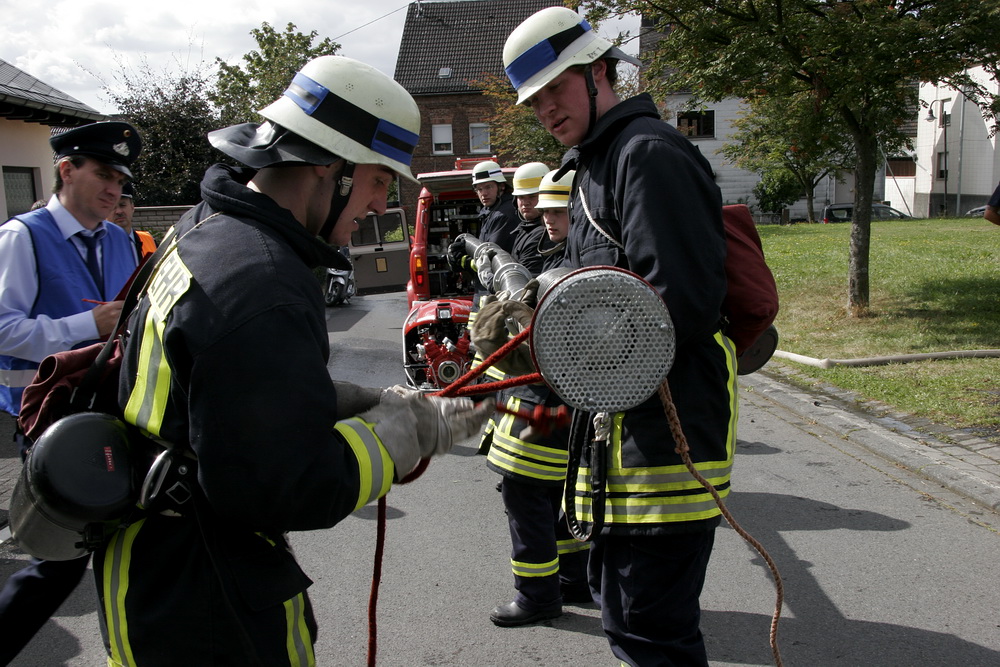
left=77, top=233, right=103, bottom=298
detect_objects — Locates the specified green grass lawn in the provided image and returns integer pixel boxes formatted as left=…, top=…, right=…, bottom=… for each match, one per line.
left=756, top=217, right=1000, bottom=440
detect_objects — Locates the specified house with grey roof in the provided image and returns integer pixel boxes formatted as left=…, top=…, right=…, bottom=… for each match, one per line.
left=393, top=0, right=559, bottom=212
left=0, top=58, right=105, bottom=220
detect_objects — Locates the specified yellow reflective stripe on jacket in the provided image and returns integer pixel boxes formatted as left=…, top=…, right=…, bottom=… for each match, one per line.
left=511, top=555, right=559, bottom=578
left=123, top=249, right=193, bottom=437
left=557, top=537, right=590, bottom=555
left=572, top=473, right=730, bottom=523
left=123, top=313, right=171, bottom=437
left=283, top=593, right=316, bottom=667
left=573, top=331, right=738, bottom=527
left=486, top=397, right=569, bottom=481
left=334, top=417, right=393, bottom=510
left=103, top=519, right=146, bottom=667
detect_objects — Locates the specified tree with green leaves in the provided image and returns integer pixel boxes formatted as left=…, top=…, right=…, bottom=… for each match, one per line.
left=721, top=93, right=854, bottom=222
left=210, top=22, right=340, bottom=126
left=106, top=59, right=219, bottom=206
left=474, top=72, right=567, bottom=167
left=579, top=0, right=999, bottom=315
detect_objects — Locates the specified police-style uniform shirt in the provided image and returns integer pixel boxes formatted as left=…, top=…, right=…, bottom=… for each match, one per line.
left=0, top=195, right=136, bottom=363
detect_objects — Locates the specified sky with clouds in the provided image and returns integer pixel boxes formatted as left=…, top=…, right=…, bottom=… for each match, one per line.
left=0, top=0, right=638, bottom=116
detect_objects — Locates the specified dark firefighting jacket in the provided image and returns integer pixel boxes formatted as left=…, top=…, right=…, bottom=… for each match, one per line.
left=561, top=93, right=739, bottom=536
left=96, top=164, right=394, bottom=665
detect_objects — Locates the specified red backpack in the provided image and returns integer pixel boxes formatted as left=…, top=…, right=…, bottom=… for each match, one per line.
left=720, top=204, right=779, bottom=358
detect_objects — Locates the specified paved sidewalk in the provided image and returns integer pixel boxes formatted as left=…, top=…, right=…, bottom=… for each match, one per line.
left=2, top=361, right=999, bottom=536
left=0, top=416, right=18, bottom=533
left=748, top=362, right=1000, bottom=514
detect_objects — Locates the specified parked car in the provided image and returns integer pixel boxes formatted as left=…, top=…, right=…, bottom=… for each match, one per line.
left=821, top=203, right=913, bottom=223
left=965, top=205, right=988, bottom=217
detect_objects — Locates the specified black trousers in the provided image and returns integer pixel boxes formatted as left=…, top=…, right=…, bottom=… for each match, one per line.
left=590, top=530, right=716, bottom=667
left=501, top=477, right=589, bottom=610
left=0, top=425, right=90, bottom=666
left=0, top=555, right=90, bottom=665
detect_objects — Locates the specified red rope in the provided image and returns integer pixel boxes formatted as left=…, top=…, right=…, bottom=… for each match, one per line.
left=367, top=325, right=538, bottom=666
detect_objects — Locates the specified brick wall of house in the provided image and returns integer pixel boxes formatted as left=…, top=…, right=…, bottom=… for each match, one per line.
left=133, top=205, right=193, bottom=237
left=398, top=92, right=500, bottom=224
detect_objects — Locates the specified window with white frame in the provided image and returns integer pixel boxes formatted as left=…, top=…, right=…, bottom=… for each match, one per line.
left=432, top=124, right=453, bottom=155
left=469, top=123, right=491, bottom=154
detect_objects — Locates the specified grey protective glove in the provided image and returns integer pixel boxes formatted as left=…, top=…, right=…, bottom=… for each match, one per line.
left=469, top=299, right=536, bottom=376
left=360, top=390, right=495, bottom=478
left=474, top=242, right=500, bottom=291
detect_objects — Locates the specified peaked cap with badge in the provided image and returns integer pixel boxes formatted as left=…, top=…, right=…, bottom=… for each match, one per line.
left=50, top=121, right=142, bottom=179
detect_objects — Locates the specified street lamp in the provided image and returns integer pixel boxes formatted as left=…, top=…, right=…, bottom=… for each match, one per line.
left=926, top=99, right=951, bottom=216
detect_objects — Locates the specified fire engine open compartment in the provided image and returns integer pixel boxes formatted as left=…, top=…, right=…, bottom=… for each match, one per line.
left=407, top=162, right=515, bottom=307
left=402, top=161, right=516, bottom=390
left=421, top=198, right=481, bottom=299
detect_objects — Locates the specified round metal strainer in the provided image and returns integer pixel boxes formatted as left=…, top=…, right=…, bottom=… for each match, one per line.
left=530, top=267, right=675, bottom=412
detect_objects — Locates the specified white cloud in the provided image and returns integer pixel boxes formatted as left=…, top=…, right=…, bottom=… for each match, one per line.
left=0, top=0, right=410, bottom=114
left=0, top=1, right=636, bottom=115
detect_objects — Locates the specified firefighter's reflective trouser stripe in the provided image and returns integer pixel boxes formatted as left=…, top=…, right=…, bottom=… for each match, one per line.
left=487, top=396, right=569, bottom=482
left=100, top=519, right=316, bottom=667
left=501, top=477, right=588, bottom=607
left=572, top=331, right=739, bottom=528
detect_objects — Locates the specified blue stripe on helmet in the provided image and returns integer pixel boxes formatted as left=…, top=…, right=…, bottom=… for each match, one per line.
left=282, top=73, right=416, bottom=166
left=505, top=19, right=591, bottom=90
left=372, top=119, right=418, bottom=167
left=285, top=73, right=327, bottom=115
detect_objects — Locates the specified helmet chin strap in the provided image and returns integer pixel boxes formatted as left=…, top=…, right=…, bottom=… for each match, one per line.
left=584, top=64, right=599, bottom=139
left=320, top=160, right=356, bottom=242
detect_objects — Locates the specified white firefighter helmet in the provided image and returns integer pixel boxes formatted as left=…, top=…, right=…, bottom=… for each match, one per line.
left=511, top=161, right=550, bottom=196
left=535, top=169, right=575, bottom=209
left=503, top=6, right=641, bottom=105
left=471, top=160, right=507, bottom=185
left=258, top=55, right=421, bottom=182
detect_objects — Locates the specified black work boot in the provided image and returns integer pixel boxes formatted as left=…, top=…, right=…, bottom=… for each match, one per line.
left=489, top=599, right=562, bottom=627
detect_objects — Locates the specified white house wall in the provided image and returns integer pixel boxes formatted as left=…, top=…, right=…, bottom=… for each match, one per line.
left=917, top=67, right=999, bottom=217
left=0, top=118, right=56, bottom=220
left=662, top=66, right=999, bottom=220
left=662, top=93, right=852, bottom=220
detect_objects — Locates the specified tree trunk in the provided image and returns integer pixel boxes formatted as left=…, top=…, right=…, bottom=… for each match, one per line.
left=848, top=131, right=879, bottom=316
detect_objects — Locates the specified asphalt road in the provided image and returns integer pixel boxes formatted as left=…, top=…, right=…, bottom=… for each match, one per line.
left=2, top=291, right=998, bottom=666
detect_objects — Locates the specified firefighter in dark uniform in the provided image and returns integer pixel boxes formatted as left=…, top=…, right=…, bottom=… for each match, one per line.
left=508, top=161, right=549, bottom=276
left=504, top=8, right=738, bottom=666
left=447, top=159, right=519, bottom=279
left=91, top=56, right=492, bottom=666
left=478, top=167, right=591, bottom=627
left=471, top=159, right=519, bottom=252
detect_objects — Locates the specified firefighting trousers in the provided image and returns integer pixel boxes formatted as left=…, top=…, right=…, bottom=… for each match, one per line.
left=92, top=513, right=317, bottom=667
left=500, top=477, right=590, bottom=609
left=589, top=530, right=716, bottom=667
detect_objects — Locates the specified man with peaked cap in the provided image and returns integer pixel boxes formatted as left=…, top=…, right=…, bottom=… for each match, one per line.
left=92, top=56, right=492, bottom=666
left=503, top=7, right=737, bottom=666
left=0, top=120, right=142, bottom=664
left=110, top=182, right=157, bottom=263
